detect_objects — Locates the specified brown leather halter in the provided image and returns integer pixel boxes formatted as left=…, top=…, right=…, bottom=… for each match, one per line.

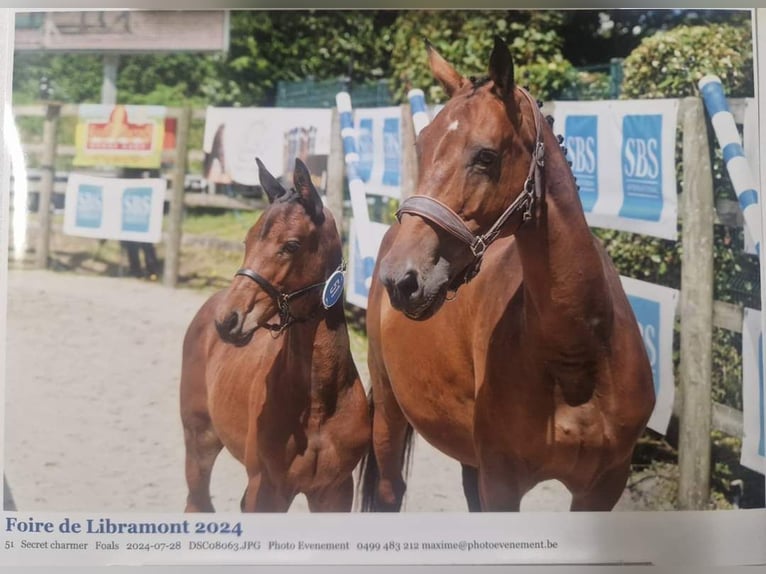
left=396, top=87, right=545, bottom=287
left=235, top=261, right=346, bottom=334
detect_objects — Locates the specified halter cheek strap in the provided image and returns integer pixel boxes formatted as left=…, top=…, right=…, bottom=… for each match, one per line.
left=234, top=261, right=346, bottom=334
left=396, top=87, right=545, bottom=286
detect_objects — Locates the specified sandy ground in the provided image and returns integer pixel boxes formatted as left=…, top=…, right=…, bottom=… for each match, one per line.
left=4, top=269, right=638, bottom=514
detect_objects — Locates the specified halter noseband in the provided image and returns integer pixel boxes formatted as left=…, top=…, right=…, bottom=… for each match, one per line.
left=234, top=261, right=346, bottom=334
left=396, top=87, right=545, bottom=287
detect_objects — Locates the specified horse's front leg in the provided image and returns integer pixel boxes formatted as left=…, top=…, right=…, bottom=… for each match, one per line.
left=241, top=472, right=293, bottom=512
left=476, top=453, right=526, bottom=512
left=305, top=475, right=354, bottom=512
left=569, top=461, right=630, bottom=511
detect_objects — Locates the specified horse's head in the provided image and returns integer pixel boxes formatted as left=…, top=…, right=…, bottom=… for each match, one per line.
left=215, top=158, right=341, bottom=345
left=379, top=36, right=541, bottom=320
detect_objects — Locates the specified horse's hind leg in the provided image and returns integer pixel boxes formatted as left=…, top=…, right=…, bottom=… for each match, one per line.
left=570, top=462, right=631, bottom=511
left=182, top=413, right=223, bottom=512
left=461, top=464, right=481, bottom=512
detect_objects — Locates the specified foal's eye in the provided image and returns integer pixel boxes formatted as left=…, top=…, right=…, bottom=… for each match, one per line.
left=473, top=149, right=498, bottom=169
left=282, top=240, right=301, bottom=254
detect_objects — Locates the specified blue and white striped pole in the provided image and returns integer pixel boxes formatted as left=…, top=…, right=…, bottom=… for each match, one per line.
left=699, top=75, right=762, bottom=255
left=335, top=91, right=376, bottom=258
left=408, top=88, right=430, bottom=137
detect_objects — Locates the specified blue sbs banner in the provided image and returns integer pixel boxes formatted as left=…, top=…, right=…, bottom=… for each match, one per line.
left=63, top=174, right=166, bottom=243
left=554, top=99, right=679, bottom=240
left=345, top=218, right=389, bottom=310
left=352, top=107, right=402, bottom=199
left=620, top=276, right=679, bottom=435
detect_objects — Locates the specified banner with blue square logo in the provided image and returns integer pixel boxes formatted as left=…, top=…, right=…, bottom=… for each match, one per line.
left=74, top=184, right=104, bottom=229
left=742, top=308, right=766, bottom=475
left=554, top=100, right=679, bottom=240
left=345, top=218, right=389, bottom=310
left=564, top=115, right=598, bottom=212
left=620, top=276, right=679, bottom=434
left=64, top=174, right=166, bottom=243
left=352, top=107, right=402, bottom=199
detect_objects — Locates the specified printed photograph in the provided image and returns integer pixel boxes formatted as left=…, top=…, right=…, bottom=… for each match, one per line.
left=3, top=9, right=765, bottom=516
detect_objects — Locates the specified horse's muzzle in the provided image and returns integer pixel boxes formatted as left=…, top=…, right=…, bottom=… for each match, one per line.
left=215, top=310, right=257, bottom=346
left=380, top=267, right=447, bottom=321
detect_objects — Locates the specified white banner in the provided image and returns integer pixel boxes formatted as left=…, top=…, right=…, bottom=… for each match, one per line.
left=742, top=308, right=766, bottom=474
left=0, top=511, right=765, bottom=566
left=63, top=174, right=166, bottom=243
left=554, top=99, right=680, bottom=240
left=202, top=107, right=332, bottom=188
left=353, top=107, right=402, bottom=199
left=620, top=276, right=679, bottom=434
left=346, top=218, right=388, bottom=309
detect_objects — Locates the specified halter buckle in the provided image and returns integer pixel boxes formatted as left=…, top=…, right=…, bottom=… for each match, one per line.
left=470, top=237, right=487, bottom=258
left=523, top=194, right=535, bottom=221
left=535, top=141, right=545, bottom=167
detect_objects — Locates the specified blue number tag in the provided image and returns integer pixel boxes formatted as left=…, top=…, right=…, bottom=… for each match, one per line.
left=322, top=270, right=345, bottom=309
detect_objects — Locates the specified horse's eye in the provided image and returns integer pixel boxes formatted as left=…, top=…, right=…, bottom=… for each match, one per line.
left=282, top=240, right=300, bottom=254
left=473, top=149, right=497, bottom=168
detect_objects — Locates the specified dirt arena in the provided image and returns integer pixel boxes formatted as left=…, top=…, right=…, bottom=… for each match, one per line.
left=4, top=269, right=639, bottom=513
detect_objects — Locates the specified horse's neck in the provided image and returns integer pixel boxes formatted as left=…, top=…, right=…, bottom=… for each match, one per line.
left=278, top=305, right=352, bottom=417
left=514, top=126, right=612, bottom=331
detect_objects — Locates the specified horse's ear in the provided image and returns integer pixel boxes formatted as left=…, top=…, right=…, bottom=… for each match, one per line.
left=256, top=158, right=286, bottom=203
left=488, top=36, right=516, bottom=108
left=293, top=159, right=325, bottom=224
left=426, top=39, right=465, bottom=98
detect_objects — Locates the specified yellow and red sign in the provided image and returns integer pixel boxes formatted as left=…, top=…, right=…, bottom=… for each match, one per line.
left=74, top=104, right=166, bottom=169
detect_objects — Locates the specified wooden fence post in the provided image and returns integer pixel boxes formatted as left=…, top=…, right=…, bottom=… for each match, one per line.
left=163, top=107, right=191, bottom=288
left=327, top=107, right=345, bottom=234
left=678, top=97, right=715, bottom=509
left=35, top=102, right=61, bottom=269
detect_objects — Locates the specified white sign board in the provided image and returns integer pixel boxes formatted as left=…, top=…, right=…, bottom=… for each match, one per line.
left=63, top=174, right=166, bottom=243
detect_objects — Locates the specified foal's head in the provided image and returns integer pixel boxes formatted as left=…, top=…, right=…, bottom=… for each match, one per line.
left=215, top=159, right=341, bottom=345
left=379, top=37, right=540, bottom=320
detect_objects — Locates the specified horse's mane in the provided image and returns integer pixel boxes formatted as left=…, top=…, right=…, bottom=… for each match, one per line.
left=469, top=75, right=492, bottom=93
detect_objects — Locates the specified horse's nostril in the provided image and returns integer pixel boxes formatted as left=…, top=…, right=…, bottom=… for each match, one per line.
left=384, top=268, right=420, bottom=309
left=397, top=269, right=419, bottom=300
left=215, top=310, right=241, bottom=339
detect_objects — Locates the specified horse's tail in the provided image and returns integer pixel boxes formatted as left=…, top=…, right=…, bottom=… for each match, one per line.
left=358, top=388, right=414, bottom=512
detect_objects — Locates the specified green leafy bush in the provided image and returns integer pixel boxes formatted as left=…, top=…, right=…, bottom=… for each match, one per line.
left=622, top=24, right=754, bottom=98
left=388, top=11, right=579, bottom=103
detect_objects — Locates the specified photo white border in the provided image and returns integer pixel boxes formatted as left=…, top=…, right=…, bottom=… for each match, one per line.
left=1, top=4, right=765, bottom=572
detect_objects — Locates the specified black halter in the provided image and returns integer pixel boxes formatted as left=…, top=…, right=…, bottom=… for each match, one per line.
left=396, top=87, right=545, bottom=288
left=234, top=261, right=346, bottom=334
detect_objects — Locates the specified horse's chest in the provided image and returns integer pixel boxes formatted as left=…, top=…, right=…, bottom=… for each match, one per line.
left=380, top=316, right=476, bottom=464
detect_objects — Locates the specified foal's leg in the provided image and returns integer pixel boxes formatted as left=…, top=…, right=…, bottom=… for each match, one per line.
left=461, top=464, right=482, bottom=512
left=182, top=413, right=223, bottom=512
left=368, top=367, right=413, bottom=512
left=306, top=475, right=354, bottom=512
left=570, top=462, right=631, bottom=511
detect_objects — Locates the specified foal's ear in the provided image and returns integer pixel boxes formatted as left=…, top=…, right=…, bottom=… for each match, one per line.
left=256, top=158, right=286, bottom=203
left=426, top=39, right=465, bottom=98
left=488, top=36, right=517, bottom=110
left=293, top=159, right=325, bottom=224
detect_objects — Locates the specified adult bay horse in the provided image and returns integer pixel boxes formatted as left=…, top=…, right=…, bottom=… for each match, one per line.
left=362, top=37, right=654, bottom=512
left=180, top=159, right=371, bottom=512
